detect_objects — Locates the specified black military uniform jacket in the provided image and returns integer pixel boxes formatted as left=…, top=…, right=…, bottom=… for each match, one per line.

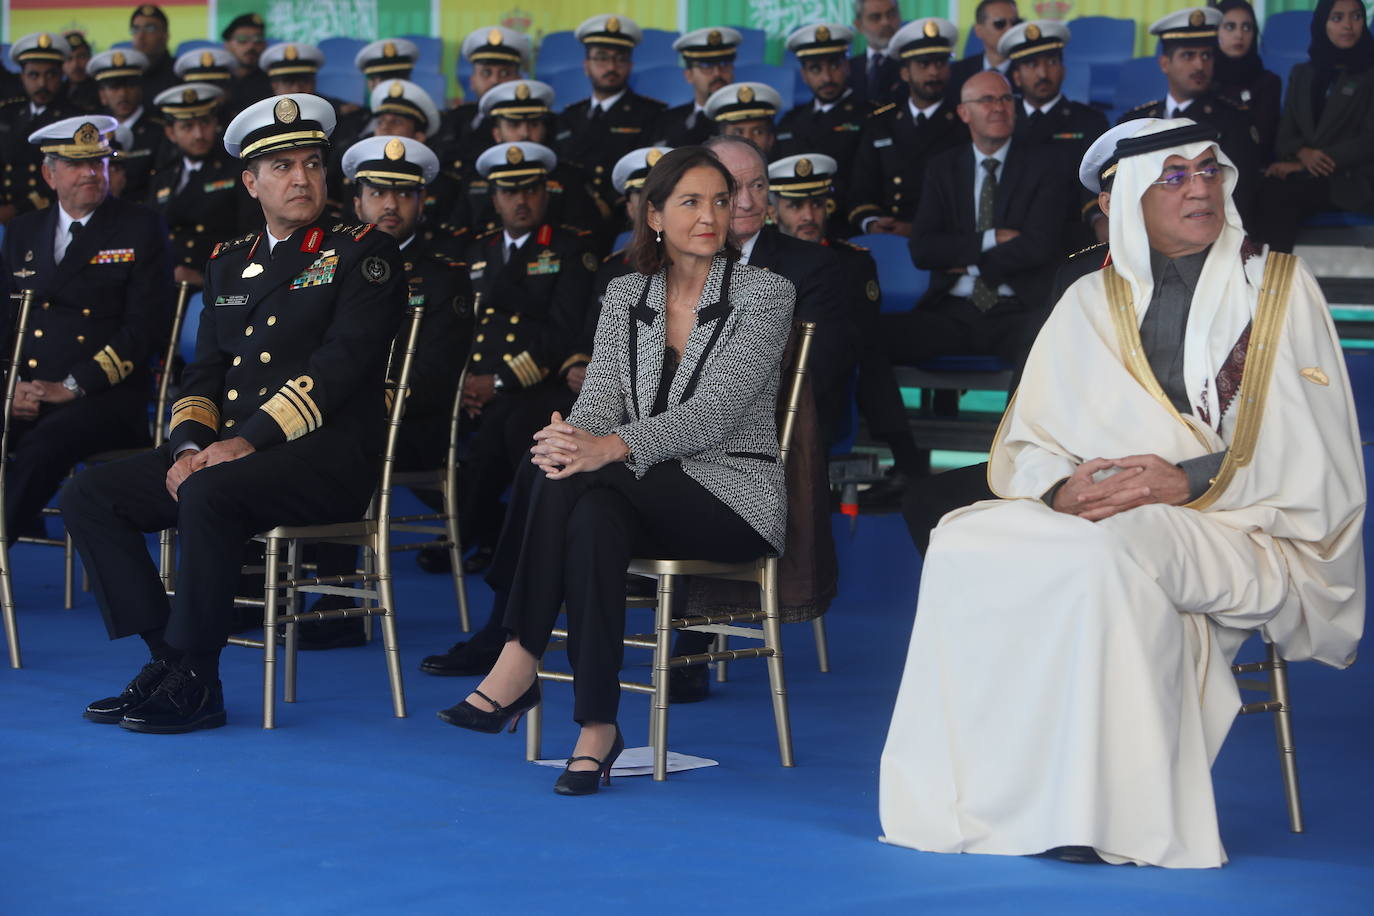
left=849, top=52, right=903, bottom=104
left=59, top=79, right=100, bottom=114
left=463, top=223, right=596, bottom=390
left=0, top=97, right=76, bottom=214
left=652, top=102, right=715, bottom=147
left=169, top=222, right=406, bottom=479
left=147, top=148, right=259, bottom=274
left=556, top=90, right=667, bottom=213
left=227, top=68, right=272, bottom=119
left=1016, top=96, right=1109, bottom=253
left=141, top=53, right=177, bottom=101
left=452, top=162, right=601, bottom=240
left=394, top=232, right=472, bottom=440
left=114, top=107, right=166, bottom=201
left=846, top=97, right=967, bottom=232
left=1, top=194, right=172, bottom=391
left=775, top=91, right=876, bottom=168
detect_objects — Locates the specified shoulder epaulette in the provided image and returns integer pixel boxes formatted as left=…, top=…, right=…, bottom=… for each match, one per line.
left=435, top=222, right=469, bottom=239
left=560, top=224, right=592, bottom=237
left=602, top=247, right=627, bottom=264
left=1126, top=100, right=1158, bottom=113
left=1067, top=241, right=1107, bottom=260
left=870, top=102, right=897, bottom=117
left=428, top=249, right=466, bottom=268
left=330, top=222, right=375, bottom=242
left=210, top=233, right=255, bottom=259
left=0, top=96, right=26, bottom=108
left=474, top=226, right=503, bottom=241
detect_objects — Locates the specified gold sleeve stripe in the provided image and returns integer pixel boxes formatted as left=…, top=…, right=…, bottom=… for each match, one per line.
left=93, top=345, right=135, bottom=386
left=503, top=351, right=547, bottom=388
left=169, top=395, right=219, bottom=433
left=847, top=203, right=880, bottom=222
left=559, top=352, right=592, bottom=374
left=261, top=375, right=322, bottom=441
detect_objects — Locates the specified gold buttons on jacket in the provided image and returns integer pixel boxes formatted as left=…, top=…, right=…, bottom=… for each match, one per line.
left=476, top=334, right=485, bottom=342
left=232, top=356, right=242, bottom=366
left=893, top=176, right=902, bottom=184
left=81, top=308, right=90, bottom=316
left=245, top=325, right=254, bottom=336
left=26, top=358, right=37, bottom=368
left=267, top=316, right=277, bottom=326
left=259, top=352, right=271, bottom=364
left=258, top=387, right=267, bottom=396
left=225, top=419, right=235, bottom=428
left=227, top=389, right=238, bottom=400
left=509, top=315, right=519, bottom=324
left=76, top=335, right=84, bottom=343
left=32, top=329, right=42, bottom=338
left=505, top=333, right=515, bottom=342
left=472, top=353, right=482, bottom=361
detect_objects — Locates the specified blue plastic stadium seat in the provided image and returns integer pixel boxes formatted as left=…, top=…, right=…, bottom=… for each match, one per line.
left=793, top=68, right=813, bottom=107
left=734, top=63, right=793, bottom=109
left=1261, top=10, right=1312, bottom=58
left=410, top=71, right=448, bottom=108
left=315, top=70, right=366, bottom=107
left=640, top=29, right=679, bottom=64
left=736, top=27, right=767, bottom=65
left=319, top=36, right=367, bottom=71
left=548, top=69, right=590, bottom=113
left=1112, top=56, right=1164, bottom=113
left=401, top=35, right=442, bottom=75
left=536, top=31, right=583, bottom=80
left=631, top=66, right=693, bottom=107
left=1060, top=64, right=1091, bottom=106
left=0, top=45, right=12, bottom=74
left=179, top=292, right=205, bottom=367
left=849, top=234, right=930, bottom=312
left=175, top=39, right=220, bottom=58
left=1065, top=16, right=1135, bottom=63
left=964, top=28, right=983, bottom=59
left=1344, top=350, right=1374, bottom=440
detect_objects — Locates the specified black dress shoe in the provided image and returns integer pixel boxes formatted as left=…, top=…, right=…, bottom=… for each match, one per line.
left=1038, top=846, right=1109, bottom=865
left=462, top=546, right=494, bottom=575
left=296, top=597, right=366, bottom=650
left=84, top=659, right=173, bottom=723
left=554, top=725, right=625, bottom=796
left=437, top=679, right=541, bottom=733
left=668, top=664, right=711, bottom=704
left=416, top=542, right=453, bottom=574
left=119, top=666, right=226, bottom=734
left=859, top=471, right=914, bottom=512
left=419, top=635, right=502, bottom=676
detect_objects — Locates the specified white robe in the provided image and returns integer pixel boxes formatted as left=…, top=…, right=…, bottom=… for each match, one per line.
left=878, top=251, right=1365, bottom=868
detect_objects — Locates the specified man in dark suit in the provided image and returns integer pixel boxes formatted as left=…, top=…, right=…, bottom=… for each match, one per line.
left=1118, top=7, right=1260, bottom=227
left=885, top=70, right=1069, bottom=374
left=847, top=18, right=967, bottom=236
left=60, top=94, right=406, bottom=733
left=0, top=33, right=77, bottom=222
left=555, top=15, right=666, bottom=225
left=147, top=83, right=258, bottom=289
left=652, top=27, right=740, bottom=148
left=946, top=0, right=1021, bottom=103
left=1, top=115, right=172, bottom=539
left=850, top=0, right=903, bottom=103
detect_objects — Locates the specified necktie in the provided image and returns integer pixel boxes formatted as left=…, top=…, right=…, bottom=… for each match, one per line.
left=59, top=221, right=83, bottom=264
left=867, top=54, right=880, bottom=92
left=686, top=109, right=698, bottom=130
left=589, top=104, right=603, bottom=124
left=175, top=160, right=202, bottom=195
left=972, top=158, right=1000, bottom=312
left=915, top=112, right=928, bottom=126
left=505, top=241, right=518, bottom=264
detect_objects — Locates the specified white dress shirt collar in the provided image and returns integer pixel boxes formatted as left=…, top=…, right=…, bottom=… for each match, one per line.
left=908, top=97, right=943, bottom=121
left=591, top=89, right=627, bottom=114
left=738, top=231, right=761, bottom=264
left=1023, top=94, right=1062, bottom=117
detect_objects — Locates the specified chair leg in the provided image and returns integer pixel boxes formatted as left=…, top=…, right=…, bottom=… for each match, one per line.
left=283, top=539, right=300, bottom=704
left=64, top=532, right=76, bottom=608
left=376, top=544, right=407, bottom=719
left=0, top=541, right=20, bottom=669
left=713, top=633, right=729, bottom=683
left=812, top=615, right=831, bottom=674
left=761, top=560, right=795, bottom=767
left=158, top=528, right=175, bottom=593
left=526, top=663, right=544, bottom=762
left=652, top=573, right=674, bottom=781
left=362, top=547, right=375, bottom=642
left=1268, top=644, right=1304, bottom=833
left=443, top=476, right=470, bottom=633
left=262, top=536, right=281, bottom=729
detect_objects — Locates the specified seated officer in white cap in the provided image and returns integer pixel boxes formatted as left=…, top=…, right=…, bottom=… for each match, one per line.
left=453, top=80, right=600, bottom=242
left=147, top=83, right=257, bottom=288
left=0, top=116, right=172, bottom=543
left=652, top=27, right=740, bottom=147
left=0, top=33, right=77, bottom=221
left=87, top=48, right=163, bottom=199
left=703, top=82, right=782, bottom=157
left=437, top=27, right=532, bottom=178
left=174, top=47, right=236, bottom=87
left=417, top=140, right=596, bottom=665
left=776, top=24, right=876, bottom=233
left=557, top=15, right=666, bottom=224
left=355, top=38, right=419, bottom=94
left=260, top=41, right=365, bottom=144
left=61, top=94, right=406, bottom=733
left=1120, top=7, right=1260, bottom=225
left=848, top=18, right=967, bottom=236
left=348, top=78, right=459, bottom=222
left=305, top=135, right=474, bottom=648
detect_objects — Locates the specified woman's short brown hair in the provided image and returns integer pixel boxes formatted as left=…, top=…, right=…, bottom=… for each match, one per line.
left=628, top=145, right=737, bottom=276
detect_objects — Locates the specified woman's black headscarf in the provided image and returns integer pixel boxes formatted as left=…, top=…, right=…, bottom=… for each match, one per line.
left=1307, top=0, right=1374, bottom=114
left=1213, top=0, right=1266, bottom=88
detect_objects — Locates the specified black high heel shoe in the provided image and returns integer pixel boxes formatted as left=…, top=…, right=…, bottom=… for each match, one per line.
left=437, top=679, right=541, bottom=733
left=554, top=724, right=625, bottom=796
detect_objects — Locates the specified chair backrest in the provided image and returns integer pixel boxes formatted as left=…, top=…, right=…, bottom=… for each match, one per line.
left=734, top=63, right=794, bottom=109
left=377, top=304, right=427, bottom=518
left=548, top=69, right=591, bottom=113
left=640, top=29, right=680, bottom=64
left=400, top=34, right=443, bottom=74
left=315, top=70, right=366, bottom=106
left=736, top=27, right=768, bottom=66
left=630, top=65, right=694, bottom=107
left=175, top=39, right=221, bottom=58
left=1113, top=56, right=1165, bottom=112
left=1064, top=16, right=1136, bottom=64
left=849, top=233, right=930, bottom=312
left=777, top=322, right=817, bottom=470
left=318, top=36, right=367, bottom=71
left=536, top=31, right=583, bottom=80
left=1261, top=10, right=1313, bottom=58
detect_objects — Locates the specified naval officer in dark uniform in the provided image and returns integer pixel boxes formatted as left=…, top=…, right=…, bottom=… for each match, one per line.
left=651, top=27, right=740, bottom=148
left=434, top=26, right=532, bottom=186
left=86, top=48, right=164, bottom=202
left=61, top=93, right=406, bottom=733
left=0, top=33, right=76, bottom=222
left=1, top=115, right=172, bottom=538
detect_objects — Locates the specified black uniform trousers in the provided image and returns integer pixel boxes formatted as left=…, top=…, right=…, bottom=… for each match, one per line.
left=61, top=440, right=374, bottom=652
left=5, top=382, right=149, bottom=536
left=881, top=293, right=1047, bottom=369
left=1254, top=173, right=1338, bottom=253
left=487, top=458, right=769, bottom=725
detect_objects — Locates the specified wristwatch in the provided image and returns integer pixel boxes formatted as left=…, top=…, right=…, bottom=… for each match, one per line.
left=61, top=375, right=84, bottom=398
left=492, top=375, right=505, bottom=391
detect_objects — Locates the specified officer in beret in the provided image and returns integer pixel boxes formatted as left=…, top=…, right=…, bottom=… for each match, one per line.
left=704, top=81, right=781, bottom=156
left=776, top=23, right=877, bottom=234
left=175, top=47, right=236, bottom=87
left=148, top=83, right=257, bottom=288
left=61, top=93, right=406, bottom=733
left=1119, top=7, right=1260, bottom=224
left=651, top=27, right=740, bottom=147
left=434, top=27, right=532, bottom=183
left=355, top=38, right=419, bottom=93
left=222, top=12, right=270, bottom=115
left=453, top=80, right=600, bottom=241
left=304, top=134, right=473, bottom=649
left=129, top=4, right=177, bottom=99
left=87, top=48, right=164, bottom=199
left=556, top=15, right=666, bottom=227
left=847, top=18, right=968, bottom=236
left=414, top=141, right=594, bottom=614
left=1, top=115, right=172, bottom=544
left=0, top=34, right=77, bottom=220
left=59, top=32, right=97, bottom=113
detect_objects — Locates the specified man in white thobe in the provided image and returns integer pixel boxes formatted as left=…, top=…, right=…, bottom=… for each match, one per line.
left=879, top=118, right=1365, bottom=868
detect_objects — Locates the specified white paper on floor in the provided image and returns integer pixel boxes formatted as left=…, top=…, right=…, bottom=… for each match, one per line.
left=533, top=746, right=718, bottom=777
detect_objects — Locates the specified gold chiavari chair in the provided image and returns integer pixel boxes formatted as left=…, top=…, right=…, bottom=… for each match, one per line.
left=0, top=289, right=38, bottom=667
left=1233, top=640, right=1305, bottom=832
left=525, top=322, right=817, bottom=780
left=222, top=303, right=425, bottom=727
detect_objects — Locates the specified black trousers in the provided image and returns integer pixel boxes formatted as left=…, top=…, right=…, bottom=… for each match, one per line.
left=61, top=440, right=374, bottom=652
left=881, top=294, right=1045, bottom=368
left=6, top=382, right=148, bottom=535
left=1254, top=173, right=1337, bottom=253
left=488, top=459, right=769, bottom=725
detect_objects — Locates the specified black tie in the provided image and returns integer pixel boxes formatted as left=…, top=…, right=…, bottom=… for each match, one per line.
left=62, top=221, right=83, bottom=263
left=506, top=241, right=518, bottom=264
left=972, top=159, right=1000, bottom=312
left=916, top=112, right=928, bottom=126
left=589, top=104, right=603, bottom=123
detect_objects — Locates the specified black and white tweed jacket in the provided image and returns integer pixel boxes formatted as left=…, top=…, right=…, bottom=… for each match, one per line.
left=567, top=254, right=796, bottom=552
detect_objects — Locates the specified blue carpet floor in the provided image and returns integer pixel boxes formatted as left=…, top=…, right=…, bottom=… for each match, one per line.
left=2, top=500, right=1372, bottom=914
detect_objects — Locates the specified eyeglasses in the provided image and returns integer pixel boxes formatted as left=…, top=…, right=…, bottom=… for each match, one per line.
left=230, top=34, right=267, bottom=46
left=989, top=17, right=1023, bottom=31
left=690, top=60, right=732, bottom=71
left=588, top=52, right=630, bottom=65
left=1149, top=164, right=1228, bottom=190
left=129, top=24, right=164, bottom=35
left=962, top=93, right=1015, bottom=107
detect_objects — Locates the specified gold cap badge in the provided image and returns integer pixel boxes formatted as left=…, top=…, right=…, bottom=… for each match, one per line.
left=383, top=40, right=396, bottom=57
left=816, top=26, right=831, bottom=42
left=38, top=33, right=52, bottom=49
left=200, top=50, right=213, bottom=66
left=646, top=148, right=663, bottom=166
left=388, top=80, right=404, bottom=98
left=488, top=28, right=503, bottom=46
left=708, top=30, right=722, bottom=45
left=1026, top=23, right=1041, bottom=40
left=506, top=145, right=524, bottom=164
left=112, top=51, right=126, bottom=67
left=738, top=85, right=755, bottom=103
left=515, top=82, right=530, bottom=100
left=924, top=20, right=939, bottom=38
left=75, top=123, right=99, bottom=146
left=607, top=17, right=621, bottom=33
left=182, top=88, right=196, bottom=103
left=1189, top=10, right=1205, bottom=27
left=796, top=158, right=813, bottom=177
left=284, top=44, right=299, bottom=61
left=384, top=138, right=406, bottom=161
left=274, top=97, right=299, bottom=123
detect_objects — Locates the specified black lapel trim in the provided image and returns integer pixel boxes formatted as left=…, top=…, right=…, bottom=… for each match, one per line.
left=627, top=274, right=652, bottom=420
left=678, top=258, right=735, bottom=403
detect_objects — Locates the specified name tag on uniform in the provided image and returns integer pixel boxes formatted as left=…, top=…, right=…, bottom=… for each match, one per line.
left=1052, top=132, right=1085, bottom=140
left=469, top=260, right=486, bottom=280
left=289, top=254, right=339, bottom=289
left=609, top=126, right=641, bottom=134
left=833, top=123, right=860, bottom=132
left=527, top=251, right=561, bottom=276
left=215, top=294, right=250, bottom=306
left=776, top=132, right=794, bottom=141
left=204, top=178, right=236, bottom=192
left=90, top=248, right=134, bottom=264
left=874, top=137, right=894, bottom=148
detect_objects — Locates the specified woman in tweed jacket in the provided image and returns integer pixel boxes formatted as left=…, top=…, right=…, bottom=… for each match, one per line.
left=438, top=146, right=796, bottom=794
